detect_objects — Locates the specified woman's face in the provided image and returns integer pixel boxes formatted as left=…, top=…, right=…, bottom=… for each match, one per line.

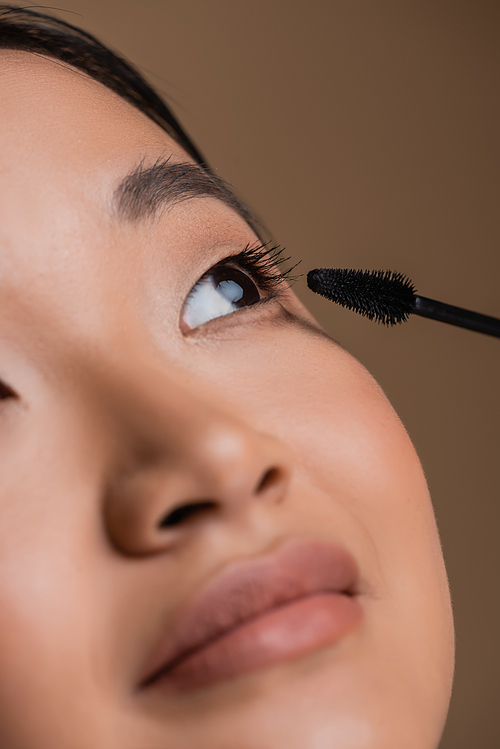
left=0, top=51, right=453, bottom=749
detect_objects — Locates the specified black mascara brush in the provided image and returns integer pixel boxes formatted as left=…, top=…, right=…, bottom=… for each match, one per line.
left=307, top=268, right=500, bottom=338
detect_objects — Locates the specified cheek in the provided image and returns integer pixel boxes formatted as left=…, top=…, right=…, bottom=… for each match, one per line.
left=282, top=348, right=454, bottom=737
left=278, top=342, right=451, bottom=606
left=194, top=326, right=454, bottom=716
left=0, top=544, right=107, bottom=747
left=0, top=403, right=118, bottom=747
left=191, top=324, right=443, bottom=578
left=291, top=347, right=455, bottom=719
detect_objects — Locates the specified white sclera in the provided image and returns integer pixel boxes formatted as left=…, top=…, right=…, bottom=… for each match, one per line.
left=182, top=275, right=245, bottom=330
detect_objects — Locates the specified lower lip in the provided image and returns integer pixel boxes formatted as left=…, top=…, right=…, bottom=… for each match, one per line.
left=153, top=592, right=362, bottom=692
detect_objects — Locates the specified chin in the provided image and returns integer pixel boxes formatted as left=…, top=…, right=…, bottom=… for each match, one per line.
left=137, top=636, right=452, bottom=749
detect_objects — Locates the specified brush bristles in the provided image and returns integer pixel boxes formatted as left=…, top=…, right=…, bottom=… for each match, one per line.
left=307, top=268, right=417, bottom=326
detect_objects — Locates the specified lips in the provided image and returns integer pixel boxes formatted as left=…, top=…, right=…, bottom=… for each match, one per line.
left=140, top=539, right=362, bottom=692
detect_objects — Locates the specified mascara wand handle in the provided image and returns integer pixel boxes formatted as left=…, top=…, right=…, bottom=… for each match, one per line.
left=414, top=296, right=500, bottom=338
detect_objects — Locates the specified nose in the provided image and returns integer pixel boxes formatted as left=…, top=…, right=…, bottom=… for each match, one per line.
left=102, top=364, right=290, bottom=555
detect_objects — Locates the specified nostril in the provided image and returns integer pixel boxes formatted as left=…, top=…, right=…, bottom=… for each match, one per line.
left=158, top=501, right=218, bottom=528
left=0, top=380, right=16, bottom=400
left=255, top=467, right=281, bottom=495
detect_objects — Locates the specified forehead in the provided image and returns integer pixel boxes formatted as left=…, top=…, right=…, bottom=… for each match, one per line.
left=0, top=50, right=189, bottom=232
left=0, top=51, right=256, bottom=358
left=0, top=49, right=185, bottom=168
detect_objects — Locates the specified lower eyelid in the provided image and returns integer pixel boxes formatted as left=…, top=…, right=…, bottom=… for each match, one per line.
left=182, top=294, right=286, bottom=337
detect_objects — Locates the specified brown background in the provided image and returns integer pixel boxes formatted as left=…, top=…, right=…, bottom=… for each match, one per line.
left=19, top=2, right=500, bottom=746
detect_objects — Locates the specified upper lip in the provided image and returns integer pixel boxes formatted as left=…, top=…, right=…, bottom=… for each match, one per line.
left=140, top=537, right=360, bottom=688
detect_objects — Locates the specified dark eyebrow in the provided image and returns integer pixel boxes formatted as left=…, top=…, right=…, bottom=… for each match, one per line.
left=112, top=156, right=263, bottom=237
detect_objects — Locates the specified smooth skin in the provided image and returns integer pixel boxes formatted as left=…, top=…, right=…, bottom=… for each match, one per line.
left=0, top=51, right=454, bottom=749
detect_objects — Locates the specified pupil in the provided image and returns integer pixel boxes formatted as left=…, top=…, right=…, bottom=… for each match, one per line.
left=212, top=266, right=260, bottom=308
left=219, top=279, right=243, bottom=303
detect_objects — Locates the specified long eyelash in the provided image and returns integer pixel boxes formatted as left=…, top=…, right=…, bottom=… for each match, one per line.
left=220, top=242, right=301, bottom=295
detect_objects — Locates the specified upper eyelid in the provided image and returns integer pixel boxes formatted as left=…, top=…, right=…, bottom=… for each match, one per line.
left=195, top=245, right=292, bottom=289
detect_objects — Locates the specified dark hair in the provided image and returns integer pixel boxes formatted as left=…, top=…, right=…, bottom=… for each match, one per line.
left=0, top=5, right=268, bottom=239
left=0, top=4, right=205, bottom=165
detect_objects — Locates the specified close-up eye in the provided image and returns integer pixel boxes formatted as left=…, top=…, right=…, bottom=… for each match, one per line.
left=181, top=263, right=261, bottom=331
left=180, top=244, right=294, bottom=332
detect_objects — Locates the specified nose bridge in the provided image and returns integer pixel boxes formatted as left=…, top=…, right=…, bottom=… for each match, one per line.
left=103, top=357, right=263, bottom=473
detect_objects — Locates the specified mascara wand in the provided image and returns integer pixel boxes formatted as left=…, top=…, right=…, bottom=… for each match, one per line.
left=307, top=268, right=500, bottom=339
